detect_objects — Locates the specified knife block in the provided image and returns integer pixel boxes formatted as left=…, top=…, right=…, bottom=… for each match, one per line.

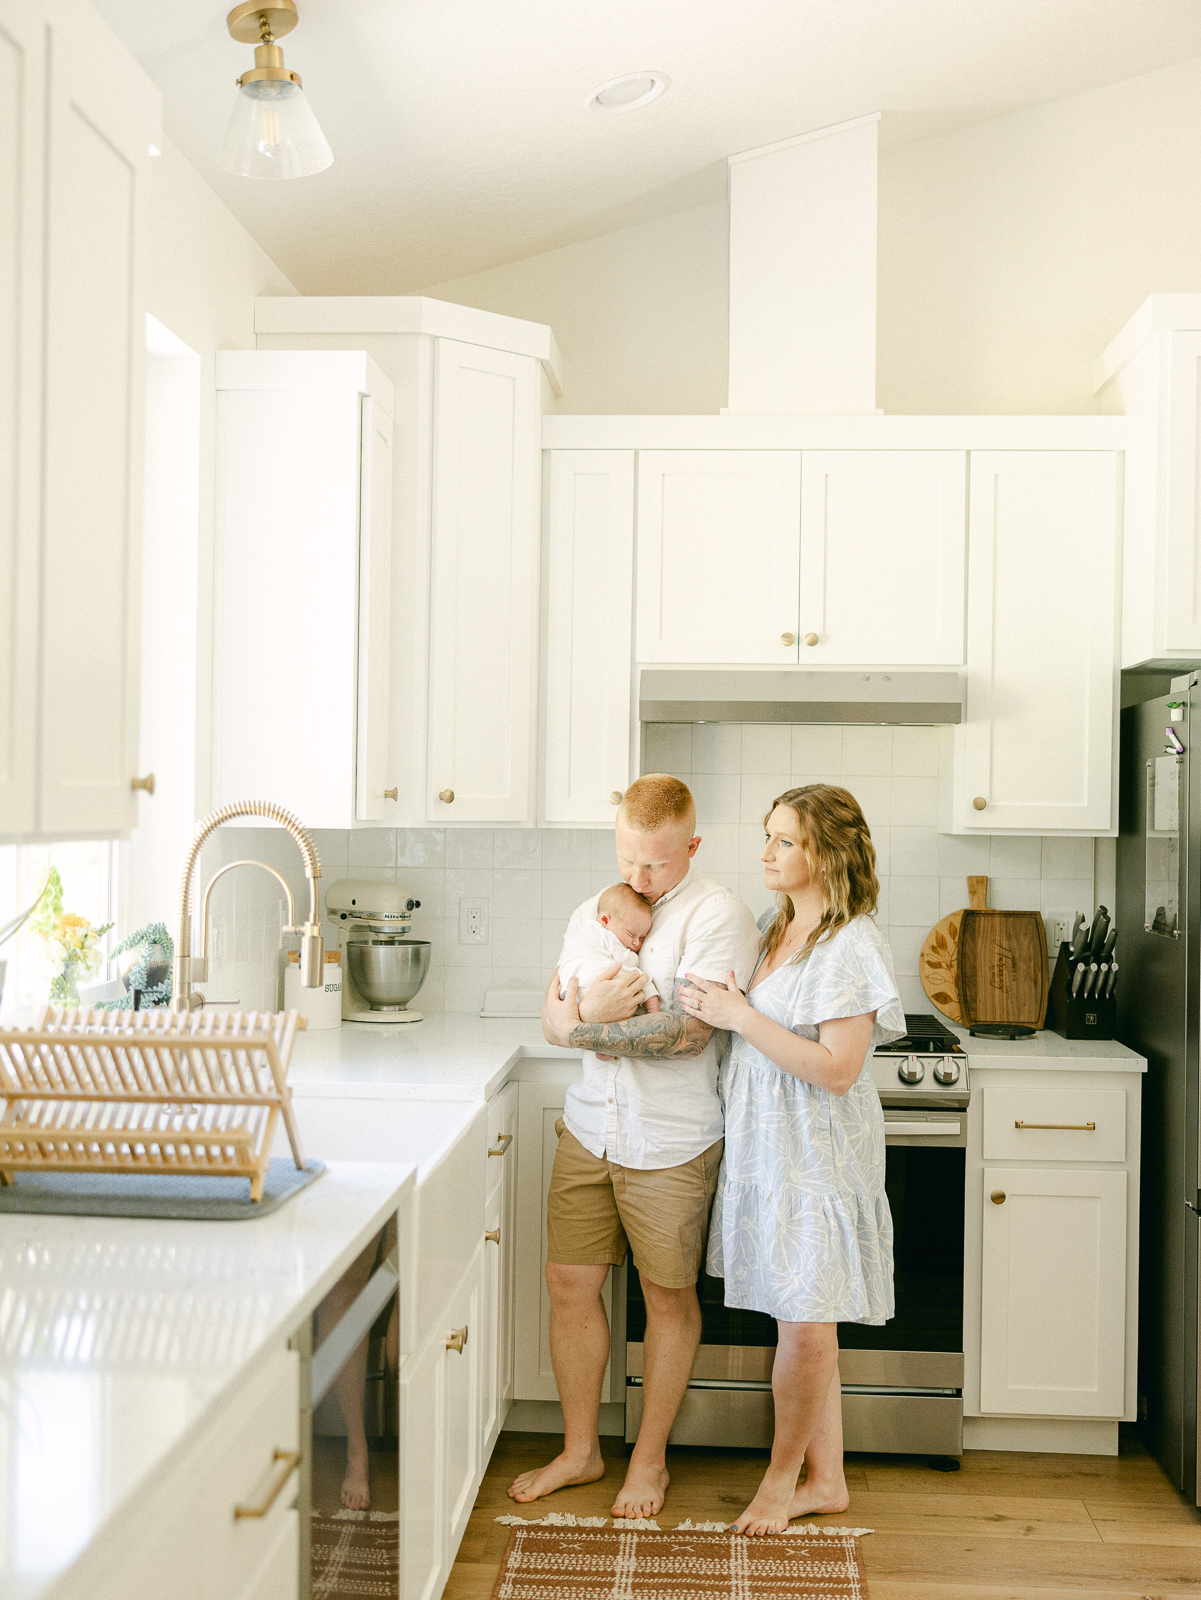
left=1048, top=943, right=1116, bottom=1040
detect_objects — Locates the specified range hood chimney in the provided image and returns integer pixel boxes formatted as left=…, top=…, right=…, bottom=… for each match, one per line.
left=640, top=670, right=962, bottom=727
left=727, top=113, right=880, bottom=415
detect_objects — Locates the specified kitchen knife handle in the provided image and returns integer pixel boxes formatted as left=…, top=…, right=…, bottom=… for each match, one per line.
left=1070, top=963, right=1086, bottom=998
left=1081, top=963, right=1099, bottom=998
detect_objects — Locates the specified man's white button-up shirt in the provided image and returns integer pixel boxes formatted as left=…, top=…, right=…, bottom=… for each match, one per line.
left=560, top=867, right=762, bottom=1171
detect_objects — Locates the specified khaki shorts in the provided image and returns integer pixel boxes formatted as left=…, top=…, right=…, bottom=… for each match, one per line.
left=546, top=1120, right=723, bottom=1290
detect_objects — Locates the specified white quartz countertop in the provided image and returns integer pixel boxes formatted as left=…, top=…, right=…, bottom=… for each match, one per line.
left=951, top=1023, right=1146, bottom=1073
left=0, top=1160, right=415, bottom=1600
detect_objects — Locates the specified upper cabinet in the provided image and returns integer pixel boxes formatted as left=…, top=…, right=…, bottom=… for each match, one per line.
left=542, top=451, right=635, bottom=824
left=633, top=448, right=966, bottom=668
left=1096, top=297, right=1201, bottom=666
left=797, top=451, right=966, bottom=664
left=0, top=0, right=160, bottom=841
left=426, top=341, right=541, bottom=824
left=212, top=352, right=395, bottom=829
left=636, top=451, right=801, bottom=665
left=954, top=451, right=1119, bottom=833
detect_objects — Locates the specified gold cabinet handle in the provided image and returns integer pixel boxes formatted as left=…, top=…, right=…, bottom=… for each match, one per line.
left=780, top=632, right=796, bottom=646
left=484, top=1228, right=501, bottom=1244
left=609, top=790, right=624, bottom=805
left=383, top=787, right=398, bottom=801
left=131, top=773, right=155, bottom=795
left=803, top=632, right=819, bottom=647
left=233, top=1447, right=302, bottom=1519
left=972, top=796, right=987, bottom=811
left=488, top=1132, right=513, bottom=1158
left=990, top=1190, right=1006, bottom=1204
left=1014, top=1120, right=1095, bottom=1131
left=446, top=1325, right=468, bottom=1354
left=438, top=788, right=455, bottom=804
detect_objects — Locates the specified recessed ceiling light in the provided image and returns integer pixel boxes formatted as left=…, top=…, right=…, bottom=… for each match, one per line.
left=584, top=72, right=670, bottom=115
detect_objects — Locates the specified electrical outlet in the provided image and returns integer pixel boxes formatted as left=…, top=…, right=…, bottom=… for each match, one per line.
left=1045, top=911, right=1074, bottom=951
left=459, top=897, right=489, bottom=945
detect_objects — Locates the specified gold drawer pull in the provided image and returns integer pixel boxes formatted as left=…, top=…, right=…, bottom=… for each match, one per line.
left=438, top=788, right=455, bottom=804
left=1014, top=1120, right=1096, bottom=1131
left=383, top=787, right=398, bottom=801
left=488, top=1132, right=513, bottom=1157
left=131, top=773, right=155, bottom=795
left=233, top=1447, right=302, bottom=1520
left=803, top=632, right=819, bottom=647
left=780, top=632, right=796, bottom=646
left=609, top=790, right=624, bottom=805
left=991, top=1190, right=1006, bottom=1204
left=446, top=1325, right=468, bottom=1354
left=484, top=1228, right=501, bottom=1244
left=972, top=796, right=987, bottom=811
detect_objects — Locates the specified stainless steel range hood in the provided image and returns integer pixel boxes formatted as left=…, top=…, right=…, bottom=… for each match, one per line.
left=639, top=670, right=963, bottom=725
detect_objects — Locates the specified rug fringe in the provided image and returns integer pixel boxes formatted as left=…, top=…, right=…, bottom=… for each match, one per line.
left=611, top=1517, right=660, bottom=1529
left=782, top=1523, right=875, bottom=1536
left=327, top=1508, right=400, bottom=1522
left=495, top=1513, right=610, bottom=1527
left=493, top=1513, right=871, bottom=1536
left=674, top=1519, right=729, bottom=1531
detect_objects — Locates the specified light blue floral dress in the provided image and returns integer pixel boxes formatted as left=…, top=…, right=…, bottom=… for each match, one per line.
left=706, top=910, right=906, bottom=1324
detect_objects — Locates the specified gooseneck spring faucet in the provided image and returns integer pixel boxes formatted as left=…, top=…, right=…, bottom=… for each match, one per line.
left=172, top=799, right=324, bottom=1013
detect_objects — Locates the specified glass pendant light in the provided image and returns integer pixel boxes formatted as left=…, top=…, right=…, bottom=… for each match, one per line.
left=222, top=1, right=332, bottom=179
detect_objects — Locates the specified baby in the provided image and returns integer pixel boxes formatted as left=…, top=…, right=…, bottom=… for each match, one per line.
left=558, top=882, right=660, bottom=1012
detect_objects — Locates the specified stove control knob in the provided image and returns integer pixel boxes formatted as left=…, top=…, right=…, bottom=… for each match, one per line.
left=897, top=1055, right=925, bottom=1085
left=933, top=1055, right=960, bottom=1085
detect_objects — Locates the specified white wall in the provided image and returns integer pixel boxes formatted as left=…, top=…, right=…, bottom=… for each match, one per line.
left=877, top=54, right=1201, bottom=416
left=417, top=56, right=1201, bottom=418
left=421, top=202, right=729, bottom=415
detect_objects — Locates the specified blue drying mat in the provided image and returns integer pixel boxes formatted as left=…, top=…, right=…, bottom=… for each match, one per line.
left=0, top=1157, right=326, bottom=1220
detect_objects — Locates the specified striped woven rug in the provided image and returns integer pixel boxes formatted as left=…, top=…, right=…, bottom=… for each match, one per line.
left=490, top=1524, right=870, bottom=1600
left=311, top=1508, right=398, bottom=1599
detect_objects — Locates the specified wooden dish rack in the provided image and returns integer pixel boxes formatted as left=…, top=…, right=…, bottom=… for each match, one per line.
left=0, top=1008, right=308, bottom=1201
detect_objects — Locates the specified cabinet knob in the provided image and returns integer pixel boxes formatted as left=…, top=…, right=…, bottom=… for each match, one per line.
left=484, top=1228, right=501, bottom=1244
left=780, top=632, right=796, bottom=647
left=446, top=1325, right=468, bottom=1354
left=803, top=632, right=819, bottom=647
left=991, top=1190, right=1006, bottom=1205
left=383, top=787, right=398, bottom=801
left=972, top=796, right=987, bottom=811
left=609, top=790, right=624, bottom=805
left=438, top=788, right=455, bottom=804
left=130, top=773, right=155, bottom=796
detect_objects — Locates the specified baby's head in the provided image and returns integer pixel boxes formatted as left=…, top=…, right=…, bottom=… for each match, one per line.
left=597, top=882, right=653, bottom=952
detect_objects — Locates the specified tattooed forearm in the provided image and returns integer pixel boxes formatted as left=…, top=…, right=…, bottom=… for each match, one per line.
left=567, top=1012, right=714, bottom=1060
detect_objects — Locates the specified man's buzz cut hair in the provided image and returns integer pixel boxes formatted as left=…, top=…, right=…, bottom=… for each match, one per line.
left=618, top=773, right=696, bottom=834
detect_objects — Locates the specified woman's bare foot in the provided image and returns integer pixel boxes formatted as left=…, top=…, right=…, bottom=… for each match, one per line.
left=508, top=1447, right=605, bottom=1503
left=341, top=1446, right=371, bottom=1510
left=787, top=1473, right=850, bottom=1519
left=612, top=1463, right=669, bottom=1519
left=730, top=1468, right=796, bottom=1536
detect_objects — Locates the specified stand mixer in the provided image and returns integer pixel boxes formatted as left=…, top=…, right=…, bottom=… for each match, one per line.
left=325, top=879, right=431, bottom=1024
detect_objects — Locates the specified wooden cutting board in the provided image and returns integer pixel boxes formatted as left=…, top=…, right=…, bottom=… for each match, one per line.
left=919, top=876, right=1049, bottom=1027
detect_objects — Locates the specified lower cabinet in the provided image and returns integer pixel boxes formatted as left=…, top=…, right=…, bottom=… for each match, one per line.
left=980, top=1166, right=1127, bottom=1417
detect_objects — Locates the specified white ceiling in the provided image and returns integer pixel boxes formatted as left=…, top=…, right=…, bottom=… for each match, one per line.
left=95, top=0, right=1201, bottom=295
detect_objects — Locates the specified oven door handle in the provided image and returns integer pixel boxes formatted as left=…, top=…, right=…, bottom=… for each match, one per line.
left=884, top=1121, right=961, bottom=1137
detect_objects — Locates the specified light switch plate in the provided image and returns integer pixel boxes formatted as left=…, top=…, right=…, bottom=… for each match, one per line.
left=459, top=898, right=490, bottom=945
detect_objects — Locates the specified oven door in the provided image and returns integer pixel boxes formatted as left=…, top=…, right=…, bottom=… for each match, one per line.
left=625, top=1110, right=965, bottom=1456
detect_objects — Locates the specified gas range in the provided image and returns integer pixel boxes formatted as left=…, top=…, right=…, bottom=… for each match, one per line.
left=871, top=1012, right=970, bottom=1110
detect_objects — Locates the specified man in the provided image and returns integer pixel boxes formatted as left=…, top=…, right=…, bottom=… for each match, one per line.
left=508, top=773, right=761, bottom=1518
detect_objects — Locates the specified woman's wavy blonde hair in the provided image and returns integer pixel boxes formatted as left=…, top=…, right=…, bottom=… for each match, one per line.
left=761, top=784, right=880, bottom=965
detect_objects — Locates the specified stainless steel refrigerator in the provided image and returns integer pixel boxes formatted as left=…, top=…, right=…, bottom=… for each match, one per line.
left=1117, top=675, right=1200, bottom=1503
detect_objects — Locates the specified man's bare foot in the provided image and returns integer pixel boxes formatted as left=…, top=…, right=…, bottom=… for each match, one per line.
left=508, top=1448, right=605, bottom=1503
left=730, top=1468, right=796, bottom=1536
left=787, top=1474, right=850, bottom=1519
left=341, top=1449, right=371, bottom=1511
left=611, top=1462, right=669, bottom=1519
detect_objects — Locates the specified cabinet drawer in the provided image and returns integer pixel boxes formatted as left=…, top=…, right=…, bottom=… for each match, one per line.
left=983, top=1086, right=1126, bottom=1163
left=486, top=1082, right=518, bottom=1199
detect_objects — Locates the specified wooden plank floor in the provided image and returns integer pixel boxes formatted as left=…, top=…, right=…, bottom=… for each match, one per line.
left=445, top=1431, right=1201, bottom=1600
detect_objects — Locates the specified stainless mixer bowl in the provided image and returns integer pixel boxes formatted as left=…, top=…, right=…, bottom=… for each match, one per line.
left=347, top=938, right=431, bottom=1010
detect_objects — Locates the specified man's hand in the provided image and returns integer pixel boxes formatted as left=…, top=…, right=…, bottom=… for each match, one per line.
left=578, top=964, right=645, bottom=1024
left=541, top=969, right=582, bottom=1049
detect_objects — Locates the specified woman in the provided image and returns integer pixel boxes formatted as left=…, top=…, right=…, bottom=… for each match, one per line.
left=681, top=784, right=904, bottom=1536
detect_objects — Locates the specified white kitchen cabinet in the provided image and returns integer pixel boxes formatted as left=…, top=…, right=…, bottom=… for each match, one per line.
left=797, top=451, right=966, bottom=664
left=980, top=1166, right=1127, bottom=1418
left=635, top=451, right=801, bottom=665
left=543, top=451, right=635, bottom=822
left=1095, top=297, right=1201, bottom=665
left=954, top=450, right=1119, bottom=833
left=427, top=339, right=542, bottom=823
left=514, top=1081, right=612, bottom=1403
left=482, top=1082, right=519, bottom=1456
left=0, top=0, right=159, bottom=841
left=212, top=352, right=395, bottom=829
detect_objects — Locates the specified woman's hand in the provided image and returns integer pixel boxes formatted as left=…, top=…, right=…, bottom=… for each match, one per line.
left=680, top=971, right=752, bottom=1032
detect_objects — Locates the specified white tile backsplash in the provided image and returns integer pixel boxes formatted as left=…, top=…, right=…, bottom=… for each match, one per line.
left=208, top=722, right=1098, bottom=1012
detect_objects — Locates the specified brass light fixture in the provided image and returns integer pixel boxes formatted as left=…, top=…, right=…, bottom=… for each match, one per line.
left=222, top=0, right=332, bottom=180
